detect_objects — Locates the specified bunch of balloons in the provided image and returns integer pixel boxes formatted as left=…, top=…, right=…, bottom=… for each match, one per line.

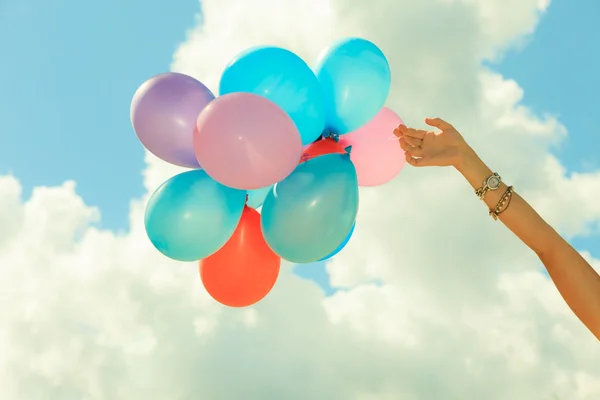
left=130, top=37, right=405, bottom=308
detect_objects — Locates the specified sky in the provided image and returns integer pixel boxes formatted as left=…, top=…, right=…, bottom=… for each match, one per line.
left=488, top=0, right=600, bottom=257
left=0, top=0, right=199, bottom=232
left=1, top=0, right=600, bottom=398
left=1, top=0, right=596, bottom=291
left=491, top=0, right=599, bottom=174
left=0, top=0, right=598, bottom=234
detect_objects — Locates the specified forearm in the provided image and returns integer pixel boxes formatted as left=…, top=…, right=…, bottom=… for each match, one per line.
left=455, top=147, right=555, bottom=255
left=456, top=146, right=600, bottom=339
left=540, top=241, right=600, bottom=340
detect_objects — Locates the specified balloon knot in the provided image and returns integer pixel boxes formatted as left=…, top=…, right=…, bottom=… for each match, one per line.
left=322, top=128, right=340, bottom=142
left=245, top=194, right=249, bottom=203
left=344, top=145, right=353, bottom=155
left=300, top=153, right=310, bottom=162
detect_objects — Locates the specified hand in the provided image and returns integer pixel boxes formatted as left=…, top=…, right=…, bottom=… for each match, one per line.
left=393, top=117, right=470, bottom=168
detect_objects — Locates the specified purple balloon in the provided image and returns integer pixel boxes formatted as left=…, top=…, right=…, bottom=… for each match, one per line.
left=130, top=72, right=215, bottom=168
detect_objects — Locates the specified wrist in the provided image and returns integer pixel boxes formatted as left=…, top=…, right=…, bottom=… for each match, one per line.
left=454, top=145, right=479, bottom=173
left=453, top=145, right=496, bottom=192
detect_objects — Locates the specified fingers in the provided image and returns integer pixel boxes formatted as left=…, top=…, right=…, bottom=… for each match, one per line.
left=398, top=136, right=409, bottom=151
left=405, top=152, right=420, bottom=166
left=393, top=124, right=409, bottom=138
left=402, top=135, right=422, bottom=148
left=425, top=117, right=453, bottom=131
left=404, top=152, right=431, bottom=167
left=405, top=128, right=426, bottom=140
left=398, top=136, right=424, bottom=157
left=394, top=124, right=426, bottom=140
left=399, top=135, right=431, bottom=167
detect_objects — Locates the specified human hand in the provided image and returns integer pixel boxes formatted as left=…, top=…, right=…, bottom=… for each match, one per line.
left=393, top=118, right=471, bottom=168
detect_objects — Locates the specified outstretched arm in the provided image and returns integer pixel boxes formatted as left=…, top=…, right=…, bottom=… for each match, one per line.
left=457, top=144, right=600, bottom=340
left=395, top=118, right=600, bottom=340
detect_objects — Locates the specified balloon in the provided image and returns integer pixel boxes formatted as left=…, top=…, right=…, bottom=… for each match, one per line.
left=314, top=38, right=391, bottom=134
left=320, top=223, right=355, bottom=261
left=246, top=185, right=273, bottom=209
left=300, top=137, right=346, bottom=163
left=130, top=72, right=215, bottom=168
left=339, top=107, right=406, bottom=186
left=219, top=46, right=326, bottom=145
left=261, top=153, right=359, bottom=263
left=194, top=93, right=303, bottom=190
left=145, top=170, right=246, bottom=261
left=200, top=206, right=280, bottom=307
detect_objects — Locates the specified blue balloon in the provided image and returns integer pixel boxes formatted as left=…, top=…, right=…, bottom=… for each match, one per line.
left=319, top=223, right=355, bottom=261
left=246, top=185, right=273, bottom=209
left=219, top=46, right=326, bottom=145
left=145, top=170, right=246, bottom=261
left=314, top=37, right=391, bottom=134
left=261, top=153, right=359, bottom=263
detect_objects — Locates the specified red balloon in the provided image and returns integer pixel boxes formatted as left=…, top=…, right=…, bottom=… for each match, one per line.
left=300, top=138, right=346, bottom=163
left=199, top=206, right=280, bottom=307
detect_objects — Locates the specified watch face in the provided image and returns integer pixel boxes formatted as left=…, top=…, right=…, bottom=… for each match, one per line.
left=488, top=176, right=500, bottom=188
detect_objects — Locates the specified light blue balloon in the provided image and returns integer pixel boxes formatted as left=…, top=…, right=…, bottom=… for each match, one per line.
left=144, top=169, right=246, bottom=261
left=261, top=153, right=359, bottom=263
left=219, top=46, right=326, bottom=145
left=246, top=185, right=273, bottom=209
left=319, top=223, right=355, bottom=261
left=314, top=37, right=391, bottom=134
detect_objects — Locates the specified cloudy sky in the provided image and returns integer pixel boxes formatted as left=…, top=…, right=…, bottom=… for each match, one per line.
left=1, top=0, right=599, bottom=399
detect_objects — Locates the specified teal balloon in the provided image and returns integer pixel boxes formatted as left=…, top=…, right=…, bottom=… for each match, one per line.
left=219, top=46, right=326, bottom=145
left=261, top=153, right=359, bottom=263
left=144, top=169, right=246, bottom=261
left=246, top=185, right=273, bottom=209
left=319, top=223, right=355, bottom=261
left=314, top=37, right=391, bottom=134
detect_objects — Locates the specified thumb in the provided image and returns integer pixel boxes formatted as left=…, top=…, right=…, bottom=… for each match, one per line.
left=425, top=117, right=453, bottom=131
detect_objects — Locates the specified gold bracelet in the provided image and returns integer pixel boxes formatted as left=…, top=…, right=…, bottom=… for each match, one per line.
left=489, top=186, right=514, bottom=221
left=475, top=173, right=501, bottom=200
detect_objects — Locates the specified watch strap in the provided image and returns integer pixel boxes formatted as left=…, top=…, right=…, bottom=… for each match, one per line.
left=475, top=173, right=501, bottom=200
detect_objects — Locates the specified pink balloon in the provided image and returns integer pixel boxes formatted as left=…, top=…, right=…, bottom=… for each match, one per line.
left=194, top=93, right=302, bottom=190
left=338, top=107, right=406, bottom=186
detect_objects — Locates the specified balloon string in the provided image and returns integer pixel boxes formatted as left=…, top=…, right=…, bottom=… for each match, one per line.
left=245, top=194, right=249, bottom=204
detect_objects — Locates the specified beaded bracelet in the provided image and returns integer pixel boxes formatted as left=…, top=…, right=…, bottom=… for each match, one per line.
left=489, top=186, right=514, bottom=221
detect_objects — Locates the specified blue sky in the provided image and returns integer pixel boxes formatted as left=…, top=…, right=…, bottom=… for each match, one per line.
left=491, top=0, right=599, bottom=175
left=0, top=0, right=199, bottom=233
left=0, top=0, right=597, bottom=293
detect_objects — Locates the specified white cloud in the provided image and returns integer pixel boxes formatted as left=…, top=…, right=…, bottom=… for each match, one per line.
left=1, top=0, right=600, bottom=399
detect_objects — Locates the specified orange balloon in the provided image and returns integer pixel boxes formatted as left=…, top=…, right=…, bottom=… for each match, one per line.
left=199, top=206, right=280, bottom=307
left=300, top=138, right=346, bottom=163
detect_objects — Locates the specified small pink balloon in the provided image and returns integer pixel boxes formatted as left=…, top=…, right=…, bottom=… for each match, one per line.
left=338, top=107, right=406, bottom=186
left=194, top=93, right=302, bottom=190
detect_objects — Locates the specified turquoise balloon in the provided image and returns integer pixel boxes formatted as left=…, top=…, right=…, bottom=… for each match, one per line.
left=319, top=223, right=355, bottom=261
left=261, top=153, right=359, bottom=263
left=219, top=46, right=326, bottom=145
left=144, top=170, right=246, bottom=261
left=314, top=37, right=391, bottom=134
left=246, top=185, right=273, bottom=209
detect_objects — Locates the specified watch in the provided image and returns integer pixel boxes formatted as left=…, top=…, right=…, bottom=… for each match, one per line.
left=475, top=172, right=501, bottom=200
